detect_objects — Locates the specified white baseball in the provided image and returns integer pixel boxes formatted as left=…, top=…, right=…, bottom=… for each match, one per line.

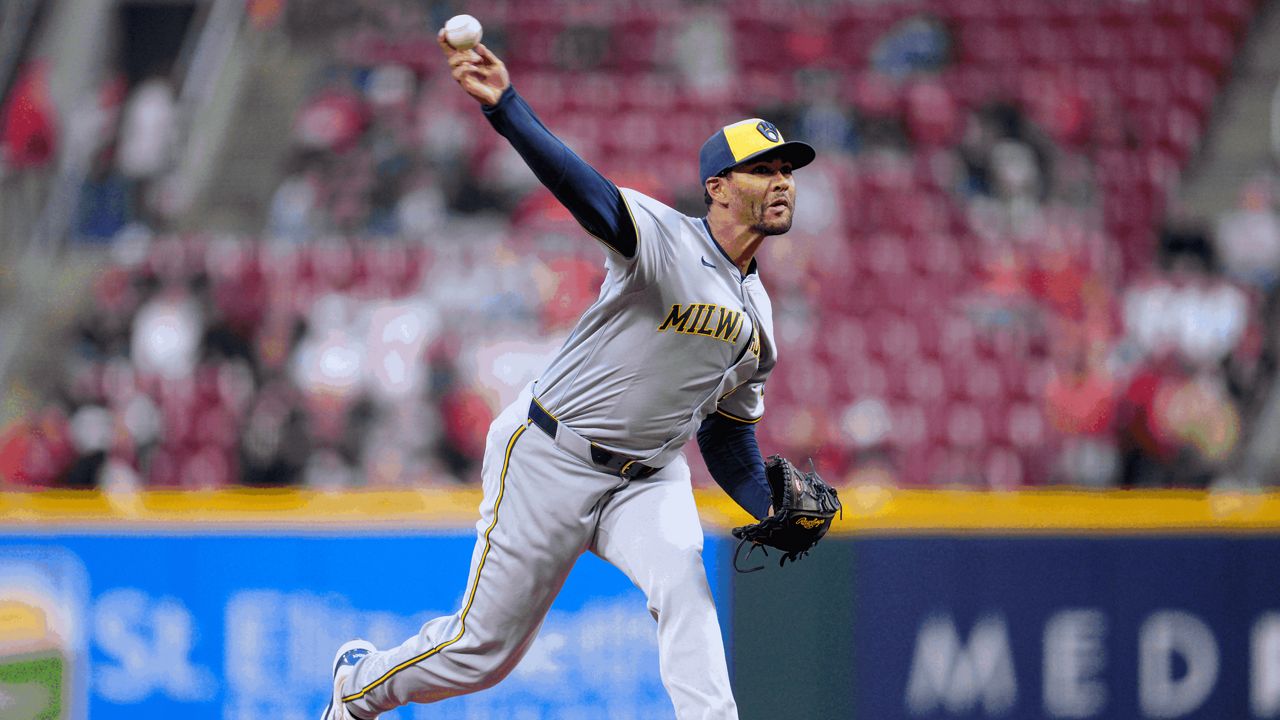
left=445, top=14, right=483, bottom=51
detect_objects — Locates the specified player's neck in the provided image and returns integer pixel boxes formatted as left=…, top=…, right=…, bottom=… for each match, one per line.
left=705, top=213, right=764, bottom=276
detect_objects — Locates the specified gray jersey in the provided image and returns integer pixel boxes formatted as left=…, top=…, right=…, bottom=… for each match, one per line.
left=533, top=188, right=777, bottom=463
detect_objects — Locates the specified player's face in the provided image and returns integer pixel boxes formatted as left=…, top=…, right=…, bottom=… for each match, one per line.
left=726, top=157, right=796, bottom=236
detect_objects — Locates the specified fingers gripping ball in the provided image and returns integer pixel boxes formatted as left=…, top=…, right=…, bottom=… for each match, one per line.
left=731, top=455, right=842, bottom=573
left=445, top=14, right=483, bottom=51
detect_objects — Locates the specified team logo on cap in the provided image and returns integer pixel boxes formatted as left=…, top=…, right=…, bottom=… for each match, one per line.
left=756, top=121, right=780, bottom=143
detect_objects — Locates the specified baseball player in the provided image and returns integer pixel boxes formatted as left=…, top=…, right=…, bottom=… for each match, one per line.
left=322, top=30, right=815, bottom=720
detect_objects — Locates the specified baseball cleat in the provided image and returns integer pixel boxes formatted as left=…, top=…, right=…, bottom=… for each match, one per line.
left=322, top=639, right=376, bottom=720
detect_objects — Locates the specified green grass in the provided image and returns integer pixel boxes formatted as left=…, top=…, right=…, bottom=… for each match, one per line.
left=0, top=652, right=64, bottom=720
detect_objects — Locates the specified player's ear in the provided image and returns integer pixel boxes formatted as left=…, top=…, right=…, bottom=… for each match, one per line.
left=705, top=176, right=729, bottom=206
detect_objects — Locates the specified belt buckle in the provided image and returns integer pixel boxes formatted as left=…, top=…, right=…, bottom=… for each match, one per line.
left=619, top=459, right=639, bottom=479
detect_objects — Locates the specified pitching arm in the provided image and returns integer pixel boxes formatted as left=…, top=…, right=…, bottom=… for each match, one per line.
left=482, top=85, right=636, bottom=256
left=438, top=34, right=636, bottom=256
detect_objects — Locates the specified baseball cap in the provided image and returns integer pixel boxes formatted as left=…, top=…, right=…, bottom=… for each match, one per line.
left=698, top=119, right=816, bottom=186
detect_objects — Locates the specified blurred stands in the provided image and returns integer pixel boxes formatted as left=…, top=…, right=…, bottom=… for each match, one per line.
left=2, top=0, right=1276, bottom=491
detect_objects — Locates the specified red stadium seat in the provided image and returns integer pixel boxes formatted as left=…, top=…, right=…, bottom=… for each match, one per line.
left=612, top=18, right=660, bottom=71
left=1206, top=0, right=1254, bottom=32
left=1006, top=401, right=1047, bottom=449
left=904, top=359, right=945, bottom=403
left=845, top=359, right=890, bottom=400
left=945, top=402, right=988, bottom=448
left=1072, top=21, right=1125, bottom=67
left=887, top=402, right=928, bottom=451
left=984, top=445, right=1026, bottom=488
left=957, top=24, right=1018, bottom=66
left=960, top=360, right=1005, bottom=402
left=1170, top=63, right=1220, bottom=118
left=619, top=73, right=678, bottom=111
left=1017, top=20, right=1072, bottom=67
left=1183, top=21, right=1236, bottom=75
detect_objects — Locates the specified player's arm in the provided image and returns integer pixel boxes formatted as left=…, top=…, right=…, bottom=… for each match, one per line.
left=438, top=32, right=637, bottom=257
left=697, top=413, right=771, bottom=520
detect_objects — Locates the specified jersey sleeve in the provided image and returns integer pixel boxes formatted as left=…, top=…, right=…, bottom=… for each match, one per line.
left=611, top=188, right=681, bottom=287
left=715, top=378, right=766, bottom=424
left=483, top=86, right=636, bottom=256
left=697, top=414, right=770, bottom=520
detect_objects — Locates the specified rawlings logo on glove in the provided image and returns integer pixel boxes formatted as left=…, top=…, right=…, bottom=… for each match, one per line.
left=730, top=455, right=842, bottom=573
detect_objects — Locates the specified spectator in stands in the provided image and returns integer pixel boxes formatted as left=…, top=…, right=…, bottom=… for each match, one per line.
left=850, top=72, right=909, bottom=155
left=871, top=15, right=951, bottom=79
left=1215, top=173, right=1280, bottom=291
left=266, top=156, right=322, bottom=243
left=0, top=407, right=74, bottom=487
left=395, top=164, right=447, bottom=239
left=240, top=379, right=310, bottom=486
left=131, top=280, right=202, bottom=380
left=904, top=80, right=960, bottom=149
left=796, top=69, right=857, bottom=155
left=294, top=69, right=369, bottom=155
left=555, top=22, right=610, bottom=72
left=117, top=73, right=178, bottom=230
left=671, top=3, right=734, bottom=98
left=0, top=60, right=58, bottom=172
left=365, top=120, right=414, bottom=235
left=1116, top=350, right=1181, bottom=487
left=1123, top=239, right=1249, bottom=370
left=1045, top=342, right=1120, bottom=486
left=959, top=103, right=1052, bottom=203
left=75, top=148, right=134, bottom=243
left=0, top=59, right=58, bottom=242
left=415, top=74, right=478, bottom=171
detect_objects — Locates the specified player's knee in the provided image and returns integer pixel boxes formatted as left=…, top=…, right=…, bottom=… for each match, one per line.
left=648, top=544, right=707, bottom=598
left=668, top=542, right=705, bottom=576
left=456, top=666, right=509, bottom=694
left=450, top=641, right=522, bottom=692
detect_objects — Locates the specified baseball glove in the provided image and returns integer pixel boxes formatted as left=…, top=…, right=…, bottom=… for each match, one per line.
left=730, top=455, right=842, bottom=573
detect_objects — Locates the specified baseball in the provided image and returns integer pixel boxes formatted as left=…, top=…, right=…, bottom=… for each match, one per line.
left=445, top=14, right=483, bottom=51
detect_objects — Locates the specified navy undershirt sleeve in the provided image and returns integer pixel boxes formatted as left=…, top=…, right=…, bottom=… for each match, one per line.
left=697, top=413, right=772, bottom=521
left=482, top=86, right=636, bottom=257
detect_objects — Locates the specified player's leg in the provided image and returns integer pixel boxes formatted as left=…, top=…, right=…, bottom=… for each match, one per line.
left=337, top=411, right=607, bottom=718
left=591, top=455, right=739, bottom=720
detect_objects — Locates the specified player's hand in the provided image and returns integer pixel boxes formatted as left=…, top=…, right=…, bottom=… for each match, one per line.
left=438, top=30, right=509, bottom=107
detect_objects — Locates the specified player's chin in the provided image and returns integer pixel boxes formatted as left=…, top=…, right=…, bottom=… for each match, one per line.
left=755, top=211, right=793, bottom=236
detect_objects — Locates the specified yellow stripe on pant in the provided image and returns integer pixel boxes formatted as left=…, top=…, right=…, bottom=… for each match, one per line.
left=342, top=422, right=528, bottom=703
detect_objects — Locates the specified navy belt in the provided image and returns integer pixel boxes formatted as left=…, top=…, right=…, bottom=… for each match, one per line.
left=528, top=399, right=661, bottom=480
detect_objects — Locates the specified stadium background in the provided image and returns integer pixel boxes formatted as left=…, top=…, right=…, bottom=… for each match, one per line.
left=3, top=0, right=1280, bottom=718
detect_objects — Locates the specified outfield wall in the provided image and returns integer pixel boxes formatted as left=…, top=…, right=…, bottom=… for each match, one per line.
left=731, top=490, right=1280, bottom=720
left=2, top=489, right=1279, bottom=720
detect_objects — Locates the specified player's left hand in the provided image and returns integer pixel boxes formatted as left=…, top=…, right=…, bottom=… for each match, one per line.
left=730, top=455, right=841, bottom=573
left=437, top=30, right=509, bottom=107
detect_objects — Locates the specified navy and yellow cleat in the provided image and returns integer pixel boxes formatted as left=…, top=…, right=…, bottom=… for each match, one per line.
left=322, top=639, right=376, bottom=720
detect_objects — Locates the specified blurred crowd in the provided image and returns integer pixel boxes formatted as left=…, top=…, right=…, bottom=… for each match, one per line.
left=0, top=235, right=565, bottom=489
left=3, top=0, right=1277, bottom=492
left=1, top=54, right=182, bottom=244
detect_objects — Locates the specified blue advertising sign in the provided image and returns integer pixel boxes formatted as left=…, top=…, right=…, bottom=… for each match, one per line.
left=0, top=530, right=728, bottom=719
left=853, top=536, right=1280, bottom=720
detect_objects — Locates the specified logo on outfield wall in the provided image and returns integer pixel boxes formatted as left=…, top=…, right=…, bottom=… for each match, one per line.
left=0, top=549, right=90, bottom=720
left=903, top=609, right=1280, bottom=718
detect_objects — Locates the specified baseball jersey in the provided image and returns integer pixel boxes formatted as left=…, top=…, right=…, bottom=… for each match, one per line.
left=534, top=188, right=777, bottom=463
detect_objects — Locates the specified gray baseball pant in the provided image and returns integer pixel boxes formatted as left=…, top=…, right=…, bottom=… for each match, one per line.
left=340, top=389, right=739, bottom=719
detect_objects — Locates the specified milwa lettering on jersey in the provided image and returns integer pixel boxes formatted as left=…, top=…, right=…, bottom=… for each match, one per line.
left=656, top=303, right=744, bottom=344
